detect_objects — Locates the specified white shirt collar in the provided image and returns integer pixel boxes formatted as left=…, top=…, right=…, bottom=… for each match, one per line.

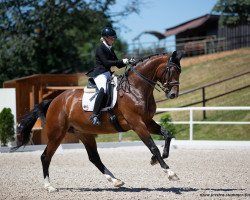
left=103, top=41, right=112, bottom=50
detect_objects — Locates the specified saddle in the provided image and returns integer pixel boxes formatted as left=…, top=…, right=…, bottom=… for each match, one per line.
left=82, top=75, right=124, bottom=132
left=82, top=75, right=118, bottom=112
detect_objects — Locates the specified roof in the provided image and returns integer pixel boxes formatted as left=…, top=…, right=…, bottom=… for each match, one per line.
left=133, top=31, right=166, bottom=41
left=164, top=14, right=220, bottom=37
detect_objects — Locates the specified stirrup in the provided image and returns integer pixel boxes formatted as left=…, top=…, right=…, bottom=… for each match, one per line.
left=90, top=114, right=101, bottom=126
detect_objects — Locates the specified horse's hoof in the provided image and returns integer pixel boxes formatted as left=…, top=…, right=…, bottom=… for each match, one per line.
left=168, top=173, right=180, bottom=181
left=150, top=156, right=158, bottom=165
left=164, top=169, right=180, bottom=181
left=162, top=152, right=169, bottom=159
left=150, top=159, right=158, bottom=165
left=45, top=185, right=58, bottom=193
left=168, top=174, right=180, bottom=181
left=113, top=179, right=125, bottom=187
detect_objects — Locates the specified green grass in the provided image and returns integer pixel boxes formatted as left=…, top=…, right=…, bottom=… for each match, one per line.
left=96, top=130, right=162, bottom=142
left=96, top=131, right=139, bottom=143
left=96, top=48, right=250, bottom=142
left=170, top=109, right=250, bottom=140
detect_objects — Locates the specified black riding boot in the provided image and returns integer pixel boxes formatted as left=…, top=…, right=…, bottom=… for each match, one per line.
left=90, top=88, right=105, bottom=126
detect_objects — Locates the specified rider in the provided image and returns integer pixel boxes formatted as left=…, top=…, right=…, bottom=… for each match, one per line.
left=86, top=27, right=129, bottom=126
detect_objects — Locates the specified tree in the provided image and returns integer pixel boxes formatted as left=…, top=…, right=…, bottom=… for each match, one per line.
left=159, top=113, right=177, bottom=139
left=0, top=108, right=15, bottom=146
left=0, top=0, right=141, bottom=86
left=150, top=113, right=177, bottom=140
left=212, top=0, right=250, bottom=27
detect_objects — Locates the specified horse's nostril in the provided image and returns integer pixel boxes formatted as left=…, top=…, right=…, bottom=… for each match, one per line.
left=169, top=93, right=176, bottom=99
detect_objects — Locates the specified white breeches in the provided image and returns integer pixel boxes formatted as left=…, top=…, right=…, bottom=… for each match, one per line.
left=94, top=71, right=111, bottom=93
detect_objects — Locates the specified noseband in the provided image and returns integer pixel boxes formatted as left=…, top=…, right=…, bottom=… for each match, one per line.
left=129, top=57, right=181, bottom=92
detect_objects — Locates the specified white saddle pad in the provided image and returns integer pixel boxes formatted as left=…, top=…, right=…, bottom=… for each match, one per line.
left=82, top=76, right=118, bottom=112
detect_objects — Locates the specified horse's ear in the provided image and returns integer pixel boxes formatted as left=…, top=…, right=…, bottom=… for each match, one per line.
left=172, top=50, right=183, bottom=61
left=171, top=51, right=177, bottom=59
left=176, top=51, right=183, bottom=61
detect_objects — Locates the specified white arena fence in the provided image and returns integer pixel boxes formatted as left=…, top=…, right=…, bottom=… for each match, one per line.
left=156, top=107, right=250, bottom=141
left=118, top=107, right=250, bottom=141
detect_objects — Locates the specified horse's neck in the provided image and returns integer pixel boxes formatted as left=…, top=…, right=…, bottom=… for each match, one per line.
left=135, top=58, right=158, bottom=80
left=133, top=60, right=156, bottom=82
left=126, top=57, right=161, bottom=99
left=133, top=56, right=166, bottom=84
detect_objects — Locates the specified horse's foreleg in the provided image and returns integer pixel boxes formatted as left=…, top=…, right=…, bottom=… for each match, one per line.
left=147, top=120, right=173, bottom=163
left=161, top=127, right=172, bottom=159
left=134, top=124, right=179, bottom=181
left=80, top=135, right=124, bottom=187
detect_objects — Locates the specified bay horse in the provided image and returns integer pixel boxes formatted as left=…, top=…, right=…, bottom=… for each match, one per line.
left=13, top=51, right=182, bottom=192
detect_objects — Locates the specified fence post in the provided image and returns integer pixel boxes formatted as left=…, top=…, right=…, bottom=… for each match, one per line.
left=118, top=132, right=123, bottom=142
left=189, top=108, right=193, bottom=141
left=202, top=87, right=206, bottom=119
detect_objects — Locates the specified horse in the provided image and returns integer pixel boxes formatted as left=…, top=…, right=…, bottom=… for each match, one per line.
left=12, top=50, right=183, bottom=192
left=184, top=36, right=216, bottom=56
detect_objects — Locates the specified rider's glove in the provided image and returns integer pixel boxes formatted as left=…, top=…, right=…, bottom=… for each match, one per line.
left=122, top=58, right=129, bottom=65
left=129, top=58, right=135, bottom=64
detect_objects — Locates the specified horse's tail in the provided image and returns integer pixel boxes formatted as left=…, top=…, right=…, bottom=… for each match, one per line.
left=11, top=99, right=53, bottom=152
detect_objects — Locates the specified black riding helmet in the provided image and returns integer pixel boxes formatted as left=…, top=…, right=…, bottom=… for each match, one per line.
left=101, top=27, right=117, bottom=38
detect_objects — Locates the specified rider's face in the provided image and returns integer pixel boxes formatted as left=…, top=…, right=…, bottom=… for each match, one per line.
left=105, top=36, right=116, bottom=46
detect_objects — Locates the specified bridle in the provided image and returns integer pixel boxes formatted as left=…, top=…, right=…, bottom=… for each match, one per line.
left=129, top=57, right=181, bottom=92
left=161, top=58, right=181, bottom=92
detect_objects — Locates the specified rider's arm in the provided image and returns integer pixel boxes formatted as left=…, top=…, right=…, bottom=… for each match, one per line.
left=96, top=47, right=126, bottom=68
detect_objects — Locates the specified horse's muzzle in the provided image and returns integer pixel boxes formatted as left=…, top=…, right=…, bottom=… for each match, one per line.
left=166, top=87, right=179, bottom=99
left=168, top=93, right=176, bottom=99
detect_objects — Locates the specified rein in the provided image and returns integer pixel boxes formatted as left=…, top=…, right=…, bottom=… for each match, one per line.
left=129, top=58, right=181, bottom=92
left=130, top=66, right=163, bottom=92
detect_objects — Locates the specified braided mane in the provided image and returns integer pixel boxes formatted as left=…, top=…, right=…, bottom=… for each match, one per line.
left=132, top=53, right=169, bottom=66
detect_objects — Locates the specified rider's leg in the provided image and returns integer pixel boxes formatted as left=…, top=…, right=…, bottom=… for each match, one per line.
left=90, top=72, right=110, bottom=125
left=90, top=87, right=105, bottom=125
left=94, top=72, right=111, bottom=93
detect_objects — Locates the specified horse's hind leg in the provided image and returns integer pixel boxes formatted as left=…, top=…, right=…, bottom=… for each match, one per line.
left=79, top=134, right=124, bottom=187
left=41, top=126, right=67, bottom=192
left=41, top=147, right=56, bottom=192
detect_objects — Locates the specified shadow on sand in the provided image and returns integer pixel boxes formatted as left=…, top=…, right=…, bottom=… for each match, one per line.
left=58, top=187, right=245, bottom=195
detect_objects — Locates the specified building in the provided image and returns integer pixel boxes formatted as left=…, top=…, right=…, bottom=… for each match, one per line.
left=132, top=14, right=221, bottom=56
left=133, top=13, right=250, bottom=56
left=165, top=14, right=219, bottom=40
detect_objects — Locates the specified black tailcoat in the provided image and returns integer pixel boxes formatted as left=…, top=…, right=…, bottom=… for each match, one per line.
left=86, top=43, right=125, bottom=77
